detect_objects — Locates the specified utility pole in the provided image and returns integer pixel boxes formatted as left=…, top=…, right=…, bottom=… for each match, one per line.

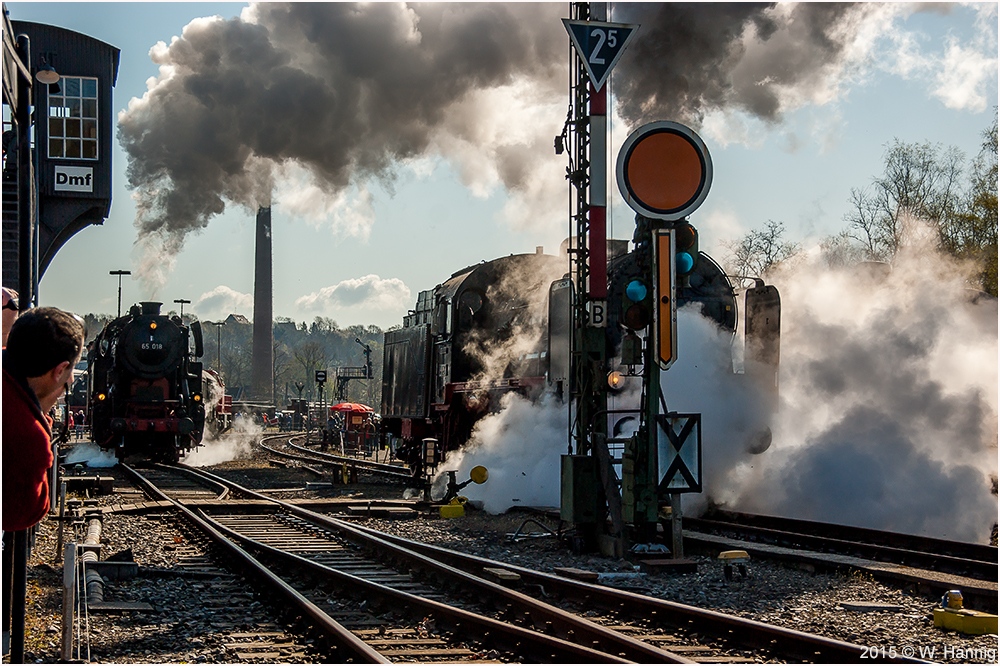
left=109, top=270, right=130, bottom=318
left=173, top=298, right=190, bottom=318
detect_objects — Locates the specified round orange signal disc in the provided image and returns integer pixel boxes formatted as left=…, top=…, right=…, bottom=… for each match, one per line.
left=617, top=121, right=712, bottom=221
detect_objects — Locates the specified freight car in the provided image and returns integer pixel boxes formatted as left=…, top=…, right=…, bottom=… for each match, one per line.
left=381, top=243, right=780, bottom=479
left=88, top=302, right=207, bottom=462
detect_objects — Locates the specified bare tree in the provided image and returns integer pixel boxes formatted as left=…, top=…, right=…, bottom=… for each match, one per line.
left=724, top=220, right=800, bottom=280
left=293, top=340, right=329, bottom=399
left=845, top=139, right=965, bottom=261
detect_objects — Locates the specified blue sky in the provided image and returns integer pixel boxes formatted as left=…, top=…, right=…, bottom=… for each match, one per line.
left=8, top=2, right=997, bottom=330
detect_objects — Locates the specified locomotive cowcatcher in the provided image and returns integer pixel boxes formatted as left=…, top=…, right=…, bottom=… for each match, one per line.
left=88, top=301, right=207, bottom=462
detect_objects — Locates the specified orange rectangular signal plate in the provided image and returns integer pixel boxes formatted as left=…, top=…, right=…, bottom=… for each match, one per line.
left=654, top=229, right=677, bottom=370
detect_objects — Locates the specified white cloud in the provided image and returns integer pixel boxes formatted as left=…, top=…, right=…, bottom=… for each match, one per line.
left=193, top=285, right=253, bottom=320
left=932, top=40, right=996, bottom=112
left=296, top=274, right=411, bottom=312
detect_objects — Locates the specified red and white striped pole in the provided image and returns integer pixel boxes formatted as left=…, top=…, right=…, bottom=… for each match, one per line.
left=588, top=2, right=608, bottom=301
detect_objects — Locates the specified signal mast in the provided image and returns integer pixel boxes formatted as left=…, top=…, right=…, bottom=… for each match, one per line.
left=560, top=2, right=638, bottom=555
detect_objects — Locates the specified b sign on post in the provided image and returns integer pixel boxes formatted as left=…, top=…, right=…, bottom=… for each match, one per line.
left=562, top=19, right=639, bottom=91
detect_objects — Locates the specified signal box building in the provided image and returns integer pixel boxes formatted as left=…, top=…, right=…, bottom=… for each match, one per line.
left=2, top=15, right=119, bottom=296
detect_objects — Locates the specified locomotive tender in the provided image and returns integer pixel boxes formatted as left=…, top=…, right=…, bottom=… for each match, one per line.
left=88, top=301, right=208, bottom=462
left=381, top=243, right=778, bottom=477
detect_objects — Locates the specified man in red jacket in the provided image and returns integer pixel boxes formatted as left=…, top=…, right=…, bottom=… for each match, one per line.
left=3, top=307, right=84, bottom=657
left=2, top=307, right=84, bottom=531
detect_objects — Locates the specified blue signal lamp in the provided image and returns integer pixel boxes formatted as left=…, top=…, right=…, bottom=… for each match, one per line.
left=676, top=251, right=695, bottom=275
left=625, top=279, right=647, bottom=302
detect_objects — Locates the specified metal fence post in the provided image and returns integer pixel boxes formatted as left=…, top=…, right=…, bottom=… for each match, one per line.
left=61, top=542, right=76, bottom=662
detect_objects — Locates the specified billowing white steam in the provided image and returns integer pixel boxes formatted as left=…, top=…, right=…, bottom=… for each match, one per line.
left=440, top=223, right=997, bottom=543
left=727, top=225, right=997, bottom=543
left=434, top=393, right=566, bottom=513
left=182, top=414, right=263, bottom=467
left=64, top=442, right=119, bottom=469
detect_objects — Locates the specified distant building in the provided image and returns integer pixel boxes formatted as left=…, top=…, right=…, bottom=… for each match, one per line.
left=225, top=313, right=251, bottom=326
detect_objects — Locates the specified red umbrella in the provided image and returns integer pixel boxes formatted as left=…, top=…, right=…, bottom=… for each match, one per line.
left=330, top=402, right=374, bottom=413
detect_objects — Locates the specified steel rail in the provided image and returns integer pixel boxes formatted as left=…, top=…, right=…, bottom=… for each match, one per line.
left=173, top=462, right=696, bottom=663
left=689, top=512, right=997, bottom=578
left=118, top=464, right=388, bottom=663
left=284, top=435, right=413, bottom=478
left=205, top=512, right=633, bottom=664
left=258, top=434, right=413, bottom=481
left=346, top=523, right=929, bottom=664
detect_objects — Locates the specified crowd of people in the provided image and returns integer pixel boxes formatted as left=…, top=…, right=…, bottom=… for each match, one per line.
left=2, top=287, right=86, bottom=658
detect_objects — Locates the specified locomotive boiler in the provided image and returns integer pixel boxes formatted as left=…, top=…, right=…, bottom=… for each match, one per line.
left=88, top=302, right=207, bottom=462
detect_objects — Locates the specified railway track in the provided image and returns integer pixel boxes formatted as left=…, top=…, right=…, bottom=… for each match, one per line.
left=117, top=463, right=923, bottom=663
left=122, top=463, right=675, bottom=662
left=257, top=433, right=414, bottom=483
left=684, top=509, right=998, bottom=611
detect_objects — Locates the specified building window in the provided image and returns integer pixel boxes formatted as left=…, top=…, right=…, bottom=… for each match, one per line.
left=48, top=77, right=98, bottom=160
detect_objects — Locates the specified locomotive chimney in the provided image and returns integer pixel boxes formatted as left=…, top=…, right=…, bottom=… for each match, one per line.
left=251, top=204, right=273, bottom=403
left=140, top=302, right=162, bottom=315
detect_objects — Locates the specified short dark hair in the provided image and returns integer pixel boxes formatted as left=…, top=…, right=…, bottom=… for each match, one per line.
left=4, top=307, right=84, bottom=378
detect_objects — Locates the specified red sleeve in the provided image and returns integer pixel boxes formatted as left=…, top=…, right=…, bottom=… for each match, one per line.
left=2, top=375, right=54, bottom=531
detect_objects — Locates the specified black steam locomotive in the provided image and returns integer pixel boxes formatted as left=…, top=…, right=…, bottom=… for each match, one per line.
left=88, top=302, right=207, bottom=462
left=381, top=250, right=566, bottom=473
left=381, top=243, right=780, bottom=477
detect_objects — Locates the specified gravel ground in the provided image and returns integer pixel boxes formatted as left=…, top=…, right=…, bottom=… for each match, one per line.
left=9, top=440, right=999, bottom=664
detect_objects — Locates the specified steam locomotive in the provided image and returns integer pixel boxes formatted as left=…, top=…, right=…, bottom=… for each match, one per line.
left=380, top=243, right=780, bottom=477
left=88, top=302, right=208, bottom=462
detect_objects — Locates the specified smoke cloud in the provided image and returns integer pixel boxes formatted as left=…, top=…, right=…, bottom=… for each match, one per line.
left=440, top=221, right=997, bottom=544
left=119, top=2, right=566, bottom=290
left=612, top=3, right=901, bottom=130
left=120, top=2, right=940, bottom=290
left=64, top=442, right=119, bottom=469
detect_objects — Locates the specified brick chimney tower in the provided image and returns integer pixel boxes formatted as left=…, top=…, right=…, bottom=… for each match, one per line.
left=251, top=204, right=273, bottom=402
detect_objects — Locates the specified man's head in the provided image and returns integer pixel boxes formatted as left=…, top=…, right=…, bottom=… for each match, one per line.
left=2, top=287, right=18, bottom=346
left=5, top=307, right=85, bottom=412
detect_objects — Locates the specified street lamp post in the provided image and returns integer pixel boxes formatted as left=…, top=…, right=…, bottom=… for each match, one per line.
left=173, top=298, right=190, bottom=318
left=109, top=270, right=130, bottom=318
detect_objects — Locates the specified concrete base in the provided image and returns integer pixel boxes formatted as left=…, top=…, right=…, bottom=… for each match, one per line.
left=638, top=558, right=698, bottom=575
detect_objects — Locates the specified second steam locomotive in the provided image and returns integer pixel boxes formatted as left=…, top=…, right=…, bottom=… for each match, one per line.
left=381, top=242, right=780, bottom=477
left=88, top=301, right=208, bottom=462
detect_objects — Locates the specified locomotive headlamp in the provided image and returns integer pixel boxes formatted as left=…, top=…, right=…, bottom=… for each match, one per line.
left=192, top=393, right=202, bottom=402
left=607, top=370, right=625, bottom=391
left=149, top=322, right=157, bottom=330
left=97, top=393, right=106, bottom=401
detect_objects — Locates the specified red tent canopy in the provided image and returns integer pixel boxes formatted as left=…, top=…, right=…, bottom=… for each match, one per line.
left=330, top=402, right=374, bottom=413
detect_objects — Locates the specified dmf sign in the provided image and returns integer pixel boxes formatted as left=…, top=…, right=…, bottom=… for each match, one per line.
left=54, top=166, right=94, bottom=193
